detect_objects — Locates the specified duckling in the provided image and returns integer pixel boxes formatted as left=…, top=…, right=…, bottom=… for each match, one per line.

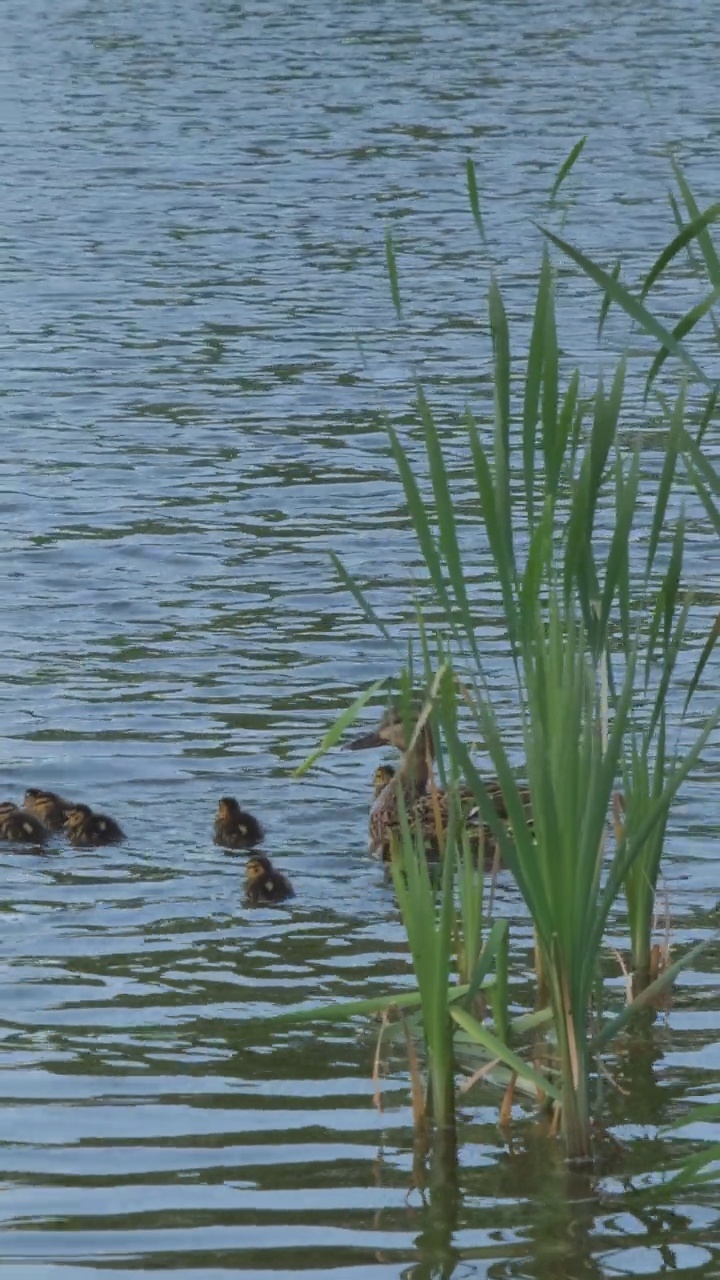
left=244, top=854, right=294, bottom=905
left=0, top=801, right=48, bottom=845
left=64, top=803, right=125, bottom=847
left=23, top=787, right=73, bottom=831
left=373, top=764, right=395, bottom=797
left=213, top=797, right=264, bottom=850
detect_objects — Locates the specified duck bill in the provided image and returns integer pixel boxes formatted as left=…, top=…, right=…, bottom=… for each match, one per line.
left=343, top=729, right=384, bottom=751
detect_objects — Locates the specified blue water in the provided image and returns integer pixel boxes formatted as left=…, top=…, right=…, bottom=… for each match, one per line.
left=0, top=0, right=718, bottom=1274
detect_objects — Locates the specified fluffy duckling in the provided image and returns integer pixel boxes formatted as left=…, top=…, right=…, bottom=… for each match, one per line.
left=244, top=854, right=294, bottom=905
left=213, top=797, right=264, bottom=850
left=23, top=788, right=72, bottom=831
left=373, top=764, right=395, bottom=797
left=0, top=801, right=48, bottom=845
left=64, top=803, right=125, bottom=847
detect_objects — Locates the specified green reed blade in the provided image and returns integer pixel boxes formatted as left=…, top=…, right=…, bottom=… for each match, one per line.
left=671, top=158, right=720, bottom=288
left=267, top=981, right=476, bottom=1025
left=684, top=610, right=720, bottom=714
left=329, top=551, right=393, bottom=641
left=641, top=203, right=720, bottom=298
left=682, top=423, right=720, bottom=498
left=697, top=384, right=718, bottom=446
left=387, top=425, right=455, bottom=620
left=646, top=287, right=720, bottom=395
left=488, top=280, right=515, bottom=582
left=294, top=678, right=387, bottom=776
left=622, top=718, right=670, bottom=974
left=645, top=385, right=684, bottom=581
left=598, top=258, right=621, bottom=337
left=522, top=246, right=553, bottom=526
left=487, top=919, right=511, bottom=1048
left=549, top=135, right=587, bottom=204
left=466, top=156, right=486, bottom=242
left=598, top=450, right=640, bottom=642
left=540, top=278, right=560, bottom=495
left=601, top=706, right=719, bottom=923
left=541, top=226, right=709, bottom=386
left=519, top=499, right=553, bottom=642
left=466, top=409, right=519, bottom=650
left=450, top=1007, right=561, bottom=1101
left=385, top=228, right=403, bottom=320
left=466, top=918, right=508, bottom=1009
left=592, top=936, right=716, bottom=1053
left=416, top=388, right=480, bottom=667
left=683, top=456, right=720, bottom=537
left=668, top=188, right=703, bottom=271
left=648, top=596, right=690, bottom=741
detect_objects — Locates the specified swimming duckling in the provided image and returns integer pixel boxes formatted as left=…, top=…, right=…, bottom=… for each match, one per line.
left=64, top=803, right=125, bottom=847
left=0, top=801, right=48, bottom=845
left=373, top=764, right=395, bottom=797
left=244, top=854, right=294, bottom=905
left=213, top=797, right=264, bottom=850
left=23, top=788, right=73, bottom=831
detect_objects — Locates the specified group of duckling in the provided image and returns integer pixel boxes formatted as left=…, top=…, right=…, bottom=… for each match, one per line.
left=0, top=788, right=292, bottom=908
left=213, top=797, right=294, bottom=905
left=1, top=704, right=533, bottom=908
left=0, top=790, right=124, bottom=847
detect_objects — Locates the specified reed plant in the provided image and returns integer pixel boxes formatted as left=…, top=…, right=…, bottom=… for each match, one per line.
left=288, top=152, right=719, bottom=1163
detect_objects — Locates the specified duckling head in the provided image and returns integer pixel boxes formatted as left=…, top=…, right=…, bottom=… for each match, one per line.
left=64, top=803, right=93, bottom=830
left=217, top=796, right=241, bottom=821
left=373, top=764, right=395, bottom=796
left=245, top=854, right=274, bottom=886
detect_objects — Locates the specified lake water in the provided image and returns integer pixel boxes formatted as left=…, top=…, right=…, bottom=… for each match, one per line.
left=1, top=0, right=719, bottom=1275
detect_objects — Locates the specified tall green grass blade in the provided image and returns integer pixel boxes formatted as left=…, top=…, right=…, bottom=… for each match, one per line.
left=640, top=204, right=720, bottom=298
left=601, top=705, right=719, bottom=919
left=644, top=387, right=684, bottom=580
left=592, top=937, right=716, bottom=1052
left=646, top=287, right=720, bottom=395
left=487, top=919, right=511, bottom=1048
left=598, top=259, right=621, bottom=338
left=682, top=425, right=720, bottom=498
left=684, top=456, right=720, bottom=537
left=522, top=246, right=553, bottom=527
left=488, top=280, right=515, bottom=586
left=598, top=449, right=639, bottom=642
left=520, top=499, right=552, bottom=636
left=329, top=551, right=393, bottom=641
left=294, top=678, right=387, bottom=776
left=668, top=189, right=703, bottom=271
left=541, top=226, right=709, bottom=387
left=416, top=388, right=480, bottom=666
left=387, top=425, right=455, bottom=619
left=450, top=1007, right=562, bottom=1101
left=671, top=157, right=720, bottom=287
left=549, top=135, right=587, bottom=203
left=466, top=410, right=519, bottom=650
left=541, top=282, right=560, bottom=497
left=697, top=384, right=719, bottom=446
left=466, top=156, right=486, bottom=242
left=645, top=515, right=685, bottom=690
left=684, top=611, right=720, bottom=714
left=465, top=920, right=506, bottom=1009
left=648, top=594, right=690, bottom=741
left=385, top=228, right=402, bottom=319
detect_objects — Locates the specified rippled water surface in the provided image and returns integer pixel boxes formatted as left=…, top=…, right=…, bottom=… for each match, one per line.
left=1, top=0, right=719, bottom=1275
